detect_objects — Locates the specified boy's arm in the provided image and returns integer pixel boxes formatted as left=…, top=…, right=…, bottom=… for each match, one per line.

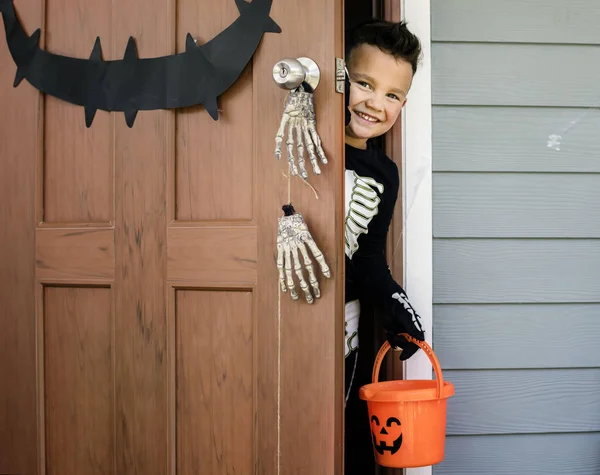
left=351, top=240, right=425, bottom=359
left=350, top=168, right=425, bottom=359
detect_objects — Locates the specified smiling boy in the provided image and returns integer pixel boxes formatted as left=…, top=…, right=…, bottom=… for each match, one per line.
left=343, top=19, right=425, bottom=474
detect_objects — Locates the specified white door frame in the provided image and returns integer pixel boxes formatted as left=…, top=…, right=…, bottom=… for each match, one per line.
left=402, top=0, right=433, bottom=474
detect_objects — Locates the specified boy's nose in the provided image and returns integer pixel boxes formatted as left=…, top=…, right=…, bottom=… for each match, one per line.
left=365, top=96, right=384, bottom=112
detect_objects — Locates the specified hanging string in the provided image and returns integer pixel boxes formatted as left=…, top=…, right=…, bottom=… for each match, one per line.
left=280, top=171, right=319, bottom=201
left=276, top=283, right=281, bottom=475
left=277, top=160, right=319, bottom=474
left=276, top=170, right=291, bottom=475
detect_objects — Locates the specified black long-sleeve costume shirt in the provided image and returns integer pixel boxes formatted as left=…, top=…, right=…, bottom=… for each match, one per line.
left=344, top=142, right=424, bottom=355
left=345, top=142, right=399, bottom=303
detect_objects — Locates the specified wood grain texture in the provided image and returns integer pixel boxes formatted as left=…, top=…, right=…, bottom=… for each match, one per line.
left=253, top=0, right=345, bottom=472
left=432, top=43, right=600, bottom=107
left=174, top=0, right=253, bottom=222
left=2, top=0, right=345, bottom=473
left=433, top=106, right=600, bottom=173
left=433, top=173, right=600, bottom=238
left=44, top=286, right=114, bottom=475
left=0, top=0, right=39, bottom=472
left=113, top=0, right=170, bottom=472
left=43, top=0, right=113, bottom=224
left=175, top=290, right=253, bottom=475
left=36, top=228, right=114, bottom=281
left=434, top=239, right=600, bottom=303
left=167, top=227, right=256, bottom=285
left=431, top=0, right=600, bottom=44
left=444, top=368, right=600, bottom=435
left=433, top=303, right=600, bottom=369
left=434, top=432, right=600, bottom=475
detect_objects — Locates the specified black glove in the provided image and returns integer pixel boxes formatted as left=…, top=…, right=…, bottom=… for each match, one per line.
left=383, top=291, right=425, bottom=361
left=387, top=332, right=421, bottom=361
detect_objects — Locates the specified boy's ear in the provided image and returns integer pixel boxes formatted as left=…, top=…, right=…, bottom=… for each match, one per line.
left=401, top=98, right=408, bottom=108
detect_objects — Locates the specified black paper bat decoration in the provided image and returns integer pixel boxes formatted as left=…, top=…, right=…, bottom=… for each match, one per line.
left=0, top=0, right=280, bottom=127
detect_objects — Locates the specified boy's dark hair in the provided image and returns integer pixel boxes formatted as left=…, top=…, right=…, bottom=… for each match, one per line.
left=346, top=19, right=422, bottom=75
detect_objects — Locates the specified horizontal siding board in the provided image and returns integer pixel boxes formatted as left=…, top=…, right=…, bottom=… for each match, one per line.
left=433, top=304, right=600, bottom=369
left=444, top=369, right=600, bottom=435
left=433, top=239, right=600, bottom=303
left=432, top=43, right=600, bottom=107
left=431, top=0, right=600, bottom=44
left=434, top=432, right=600, bottom=475
left=433, top=106, right=600, bottom=172
left=433, top=173, right=600, bottom=238
left=431, top=0, right=600, bottom=468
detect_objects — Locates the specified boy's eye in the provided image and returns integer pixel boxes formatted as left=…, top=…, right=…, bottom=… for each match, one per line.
left=387, top=94, right=400, bottom=101
left=357, top=81, right=371, bottom=89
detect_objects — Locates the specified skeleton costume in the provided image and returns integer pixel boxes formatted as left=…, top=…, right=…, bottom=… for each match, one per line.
left=344, top=140, right=425, bottom=392
left=343, top=142, right=425, bottom=475
left=343, top=80, right=424, bottom=475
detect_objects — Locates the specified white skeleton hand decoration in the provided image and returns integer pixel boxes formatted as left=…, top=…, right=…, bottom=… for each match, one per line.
left=277, top=204, right=331, bottom=304
left=275, top=87, right=328, bottom=180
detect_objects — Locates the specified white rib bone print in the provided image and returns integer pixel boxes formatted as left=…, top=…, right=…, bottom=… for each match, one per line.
left=344, top=170, right=384, bottom=258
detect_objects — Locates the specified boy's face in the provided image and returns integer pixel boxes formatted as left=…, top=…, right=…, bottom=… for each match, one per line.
left=345, top=44, right=413, bottom=148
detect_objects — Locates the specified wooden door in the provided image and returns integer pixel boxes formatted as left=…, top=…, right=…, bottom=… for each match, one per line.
left=0, top=0, right=345, bottom=473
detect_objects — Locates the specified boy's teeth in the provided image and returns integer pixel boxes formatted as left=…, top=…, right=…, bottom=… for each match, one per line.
left=357, top=112, right=377, bottom=122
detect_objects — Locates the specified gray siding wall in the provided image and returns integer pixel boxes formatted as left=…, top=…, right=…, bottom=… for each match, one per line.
left=430, top=1, right=600, bottom=473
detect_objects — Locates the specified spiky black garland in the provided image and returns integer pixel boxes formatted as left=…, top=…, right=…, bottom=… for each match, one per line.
left=0, top=0, right=281, bottom=127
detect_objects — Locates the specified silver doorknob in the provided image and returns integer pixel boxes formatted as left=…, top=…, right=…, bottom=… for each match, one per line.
left=272, top=57, right=321, bottom=91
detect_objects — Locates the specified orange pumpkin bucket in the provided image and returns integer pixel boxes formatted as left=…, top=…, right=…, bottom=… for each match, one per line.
left=358, top=334, right=455, bottom=468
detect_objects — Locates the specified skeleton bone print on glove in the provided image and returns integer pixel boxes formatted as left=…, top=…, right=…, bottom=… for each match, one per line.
left=276, top=205, right=331, bottom=304
left=392, top=292, right=424, bottom=334
left=345, top=170, right=385, bottom=258
left=275, top=87, right=328, bottom=180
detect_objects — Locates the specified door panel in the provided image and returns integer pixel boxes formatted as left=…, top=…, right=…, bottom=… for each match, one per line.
left=167, top=227, right=257, bottom=284
left=43, top=286, right=114, bottom=475
left=175, top=290, right=254, bottom=475
left=43, top=0, right=113, bottom=225
left=175, top=1, right=254, bottom=223
left=0, top=0, right=344, bottom=474
left=36, top=228, right=115, bottom=281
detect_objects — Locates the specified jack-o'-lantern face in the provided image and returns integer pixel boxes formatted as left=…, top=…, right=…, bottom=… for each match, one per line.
left=371, top=415, right=403, bottom=455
